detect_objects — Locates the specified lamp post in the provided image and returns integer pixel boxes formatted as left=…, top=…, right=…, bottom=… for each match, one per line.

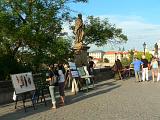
left=143, top=42, right=146, bottom=55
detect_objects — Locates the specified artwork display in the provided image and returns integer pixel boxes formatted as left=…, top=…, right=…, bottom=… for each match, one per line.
left=68, top=62, right=79, bottom=78
left=68, top=62, right=77, bottom=70
left=11, top=72, right=35, bottom=94
left=71, top=71, right=79, bottom=78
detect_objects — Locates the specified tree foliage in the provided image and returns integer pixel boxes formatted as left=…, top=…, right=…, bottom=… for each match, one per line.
left=136, top=52, right=152, bottom=62
left=0, top=0, right=87, bottom=80
left=84, top=16, right=128, bottom=46
left=121, top=57, right=130, bottom=66
left=104, top=58, right=109, bottom=63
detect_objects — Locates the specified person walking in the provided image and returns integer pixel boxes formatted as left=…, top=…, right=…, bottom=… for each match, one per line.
left=58, top=64, right=66, bottom=106
left=131, top=57, right=143, bottom=82
left=150, top=57, right=159, bottom=82
left=88, top=56, right=96, bottom=75
left=141, top=55, right=149, bottom=81
left=157, top=58, right=160, bottom=81
left=46, top=65, right=57, bottom=109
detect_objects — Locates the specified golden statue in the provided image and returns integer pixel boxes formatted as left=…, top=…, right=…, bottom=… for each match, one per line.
left=74, top=14, right=84, bottom=44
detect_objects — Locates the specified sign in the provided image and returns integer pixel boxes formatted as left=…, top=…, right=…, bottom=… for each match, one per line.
left=70, top=71, right=79, bottom=78
left=11, top=72, right=35, bottom=94
left=68, top=62, right=77, bottom=70
left=68, top=62, right=79, bottom=78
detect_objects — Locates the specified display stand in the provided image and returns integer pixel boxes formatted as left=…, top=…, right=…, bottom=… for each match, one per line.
left=68, top=62, right=82, bottom=94
left=64, top=69, right=72, bottom=88
left=14, top=91, right=36, bottom=112
left=33, top=73, right=47, bottom=106
left=11, top=72, right=37, bottom=112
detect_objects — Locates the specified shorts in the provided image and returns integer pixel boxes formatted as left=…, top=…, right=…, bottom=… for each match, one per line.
left=89, top=68, right=94, bottom=75
left=59, top=82, right=65, bottom=96
left=152, top=68, right=158, bottom=73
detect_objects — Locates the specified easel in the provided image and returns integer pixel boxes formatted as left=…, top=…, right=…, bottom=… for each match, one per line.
left=14, top=91, right=36, bottom=112
left=68, top=62, right=82, bottom=95
left=11, top=72, right=43, bottom=112
left=33, top=73, right=47, bottom=106
left=64, top=69, right=72, bottom=88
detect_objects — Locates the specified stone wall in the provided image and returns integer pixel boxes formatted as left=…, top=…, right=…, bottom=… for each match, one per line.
left=0, top=67, right=114, bottom=105
left=94, top=67, right=114, bottom=81
left=0, top=81, right=14, bottom=105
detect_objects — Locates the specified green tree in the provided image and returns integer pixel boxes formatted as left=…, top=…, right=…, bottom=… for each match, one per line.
left=136, top=52, right=152, bottom=62
left=104, top=58, right=109, bottom=63
left=121, top=57, right=130, bottom=66
left=129, top=49, right=134, bottom=62
left=0, top=0, right=87, bottom=80
left=84, top=16, right=128, bottom=46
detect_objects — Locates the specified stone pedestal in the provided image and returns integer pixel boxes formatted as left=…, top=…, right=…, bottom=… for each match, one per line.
left=73, top=43, right=90, bottom=67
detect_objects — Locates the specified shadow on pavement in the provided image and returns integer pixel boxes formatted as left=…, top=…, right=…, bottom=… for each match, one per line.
left=95, top=80, right=117, bottom=88
left=65, top=80, right=121, bottom=105
left=0, top=80, right=120, bottom=120
left=0, top=101, right=52, bottom=120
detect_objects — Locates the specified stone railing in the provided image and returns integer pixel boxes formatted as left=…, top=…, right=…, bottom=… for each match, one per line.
left=0, top=67, right=114, bottom=105
left=0, top=81, right=14, bottom=105
left=94, top=67, right=114, bottom=81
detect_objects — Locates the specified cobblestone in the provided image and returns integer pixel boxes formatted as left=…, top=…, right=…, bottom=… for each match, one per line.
left=1, top=76, right=160, bottom=120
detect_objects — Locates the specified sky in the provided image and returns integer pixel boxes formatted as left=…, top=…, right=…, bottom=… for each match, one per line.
left=66, top=0, right=160, bottom=51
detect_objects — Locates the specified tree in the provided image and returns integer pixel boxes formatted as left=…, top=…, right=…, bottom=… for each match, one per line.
left=122, top=47, right=125, bottom=51
left=84, top=16, right=128, bottom=46
left=136, top=52, right=152, bottom=62
left=104, top=58, right=109, bottom=63
left=121, top=57, right=130, bottom=66
left=128, top=49, right=134, bottom=62
left=0, top=0, right=87, bottom=80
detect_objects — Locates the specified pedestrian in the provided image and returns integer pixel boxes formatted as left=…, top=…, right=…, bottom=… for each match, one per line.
left=131, top=57, right=143, bottom=82
left=141, top=55, right=149, bottom=81
left=58, top=64, right=65, bottom=106
left=157, top=58, right=160, bottom=81
left=88, top=56, right=95, bottom=75
left=150, top=57, right=159, bottom=82
left=46, top=65, right=57, bottom=109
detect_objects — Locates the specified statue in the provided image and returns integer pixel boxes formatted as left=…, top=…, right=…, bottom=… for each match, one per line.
left=154, top=43, right=158, bottom=55
left=73, top=14, right=90, bottom=66
left=74, top=14, right=84, bottom=44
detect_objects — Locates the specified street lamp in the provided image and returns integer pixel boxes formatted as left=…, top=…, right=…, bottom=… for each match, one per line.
left=143, top=42, right=146, bottom=55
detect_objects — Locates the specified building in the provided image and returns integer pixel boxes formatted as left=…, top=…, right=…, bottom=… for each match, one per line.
left=89, top=50, right=130, bottom=64
left=103, top=51, right=129, bottom=63
left=89, top=50, right=105, bottom=59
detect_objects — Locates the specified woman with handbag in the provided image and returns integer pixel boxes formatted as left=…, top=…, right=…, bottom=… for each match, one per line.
left=46, top=65, right=57, bottom=109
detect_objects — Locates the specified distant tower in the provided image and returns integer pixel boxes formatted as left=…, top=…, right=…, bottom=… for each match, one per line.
left=155, top=40, right=160, bottom=57
left=157, top=40, right=160, bottom=48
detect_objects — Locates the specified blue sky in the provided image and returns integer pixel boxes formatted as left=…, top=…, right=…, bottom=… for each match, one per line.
left=67, top=0, right=160, bottom=51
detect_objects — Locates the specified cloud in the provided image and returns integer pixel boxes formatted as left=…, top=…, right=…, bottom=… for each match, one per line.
left=63, top=15, right=160, bottom=51
left=99, top=15, right=160, bottom=51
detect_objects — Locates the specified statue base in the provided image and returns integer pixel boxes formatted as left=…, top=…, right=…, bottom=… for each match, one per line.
left=73, top=43, right=90, bottom=67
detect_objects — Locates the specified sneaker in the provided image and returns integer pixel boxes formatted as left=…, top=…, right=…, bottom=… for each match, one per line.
left=52, top=103, right=56, bottom=109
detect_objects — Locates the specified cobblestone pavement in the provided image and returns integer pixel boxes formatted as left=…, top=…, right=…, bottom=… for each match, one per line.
left=1, top=76, right=160, bottom=120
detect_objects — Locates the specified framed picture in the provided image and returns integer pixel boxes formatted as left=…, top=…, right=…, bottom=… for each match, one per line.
left=11, top=72, right=35, bottom=94
left=70, top=71, right=79, bottom=78
left=68, top=62, right=77, bottom=70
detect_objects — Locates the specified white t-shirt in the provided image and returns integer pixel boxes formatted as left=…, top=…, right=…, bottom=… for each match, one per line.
left=58, top=70, right=65, bottom=83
